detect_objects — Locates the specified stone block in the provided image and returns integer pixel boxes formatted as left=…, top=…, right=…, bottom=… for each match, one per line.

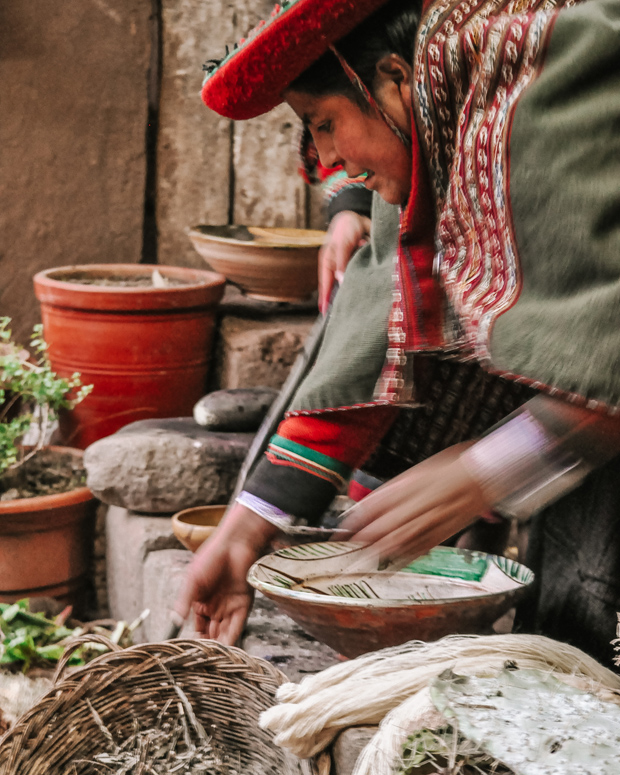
left=157, top=0, right=233, bottom=270
left=142, top=548, right=193, bottom=642
left=331, top=727, right=378, bottom=775
left=233, top=102, right=308, bottom=228
left=217, top=315, right=315, bottom=390
left=84, top=418, right=253, bottom=512
left=105, top=505, right=182, bottom=641
left=0, top=0, right=150, bottom=342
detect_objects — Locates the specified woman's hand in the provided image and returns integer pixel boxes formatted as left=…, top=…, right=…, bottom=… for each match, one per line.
left=174, top=504, right=278, bottom=645
left=319, top=210, right=371, bottom=313
left=339, top=444, right=491, bottom=568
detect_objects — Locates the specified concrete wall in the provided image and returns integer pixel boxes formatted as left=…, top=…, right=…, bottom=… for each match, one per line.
left=1, top=0, right=326, bottom=341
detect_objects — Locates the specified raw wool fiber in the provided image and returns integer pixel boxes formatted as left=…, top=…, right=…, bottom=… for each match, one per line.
left=259, top=634, right=620, bottom=760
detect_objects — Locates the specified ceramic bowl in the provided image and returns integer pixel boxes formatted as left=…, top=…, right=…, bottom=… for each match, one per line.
left=248, top=543, right=534, bottom=658
left=171, top=505, right=227, bottom=553
left=188, top=225, right=325, bottom=303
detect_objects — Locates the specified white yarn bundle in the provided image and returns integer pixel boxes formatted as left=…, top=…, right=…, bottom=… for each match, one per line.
left=259, top=634, right=620, bottom=766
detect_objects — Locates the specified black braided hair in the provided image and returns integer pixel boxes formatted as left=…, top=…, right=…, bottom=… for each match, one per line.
left=288, top=0, right=422, bottom=109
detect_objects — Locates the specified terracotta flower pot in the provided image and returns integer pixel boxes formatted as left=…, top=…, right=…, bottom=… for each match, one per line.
left=0, top=447, right=97, bottom=613
left=33, top=264, right=226, bottom=449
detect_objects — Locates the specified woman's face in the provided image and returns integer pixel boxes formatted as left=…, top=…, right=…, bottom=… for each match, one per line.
left=285, top=90, right=412, bottom=205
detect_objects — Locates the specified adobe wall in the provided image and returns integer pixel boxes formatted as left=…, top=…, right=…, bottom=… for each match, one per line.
left=0, top=1, right=151, bottom=341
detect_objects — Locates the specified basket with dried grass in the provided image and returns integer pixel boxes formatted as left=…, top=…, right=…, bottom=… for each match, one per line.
left=0, top=636, right=314, bottom=775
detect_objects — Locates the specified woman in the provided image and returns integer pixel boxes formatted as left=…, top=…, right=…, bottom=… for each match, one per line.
left=177, top=0, right=620, bottom=666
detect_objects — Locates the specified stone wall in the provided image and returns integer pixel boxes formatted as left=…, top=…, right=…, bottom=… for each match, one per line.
left=157, top=0, right=323, bottom=271
left=1, top=0, right=327, bottom=341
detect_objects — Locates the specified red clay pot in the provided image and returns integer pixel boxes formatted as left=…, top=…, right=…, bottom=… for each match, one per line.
left=33, top=264, right=226, bottom=449
left=0, top=447, right=97, bottom=612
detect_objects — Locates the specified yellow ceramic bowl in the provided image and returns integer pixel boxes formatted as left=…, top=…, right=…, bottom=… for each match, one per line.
left=171, top=505, right=227, bottom=553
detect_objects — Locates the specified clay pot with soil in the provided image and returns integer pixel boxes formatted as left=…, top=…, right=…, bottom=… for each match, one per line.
left=0, top=319, right=97, bottom=612
left=0, top=448, right=97, bottom=611
left=33, top=264, right=226, bottom=449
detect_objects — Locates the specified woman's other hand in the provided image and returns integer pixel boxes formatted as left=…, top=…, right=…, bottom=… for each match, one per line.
left=319, top=210, right=371, bottom=313
left=174, top=503, right=278, bottom=645
left=339, top=444, right=491, bottom=568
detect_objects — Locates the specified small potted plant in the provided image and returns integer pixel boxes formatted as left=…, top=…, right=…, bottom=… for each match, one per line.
left=0, top=317, right=96, bottom=612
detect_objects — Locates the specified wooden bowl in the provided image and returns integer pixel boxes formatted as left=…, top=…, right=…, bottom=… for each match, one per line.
left=188, top=225, right=325, bottom=303
left=171, top=505, right=226, bottom=553
left=248, top=544, right=535, bottom=658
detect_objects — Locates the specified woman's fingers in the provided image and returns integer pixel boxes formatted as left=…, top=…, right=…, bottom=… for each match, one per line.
left=343, top=447, right=484, bottom=538
left=318, top=211, right=372, bottom=313
left=173, top=576, right=195, bottom=624
left=318, top=243, right=336, bottom=313
left=220, top=608, right=247, bottom=647
left=368, top=500, right=476, bottom=563
left=340, top=470, right=440, bottom=535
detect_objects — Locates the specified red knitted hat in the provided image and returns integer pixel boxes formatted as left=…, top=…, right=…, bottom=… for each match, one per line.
left=202, top=0, right=392, bottom=120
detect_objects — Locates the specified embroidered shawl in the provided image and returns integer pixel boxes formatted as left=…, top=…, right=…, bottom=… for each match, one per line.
left=379, top=0, right=620, bottom=413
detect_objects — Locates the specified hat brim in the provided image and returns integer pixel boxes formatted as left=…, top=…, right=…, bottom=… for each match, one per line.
left=202, top=0, right=391, bottom=120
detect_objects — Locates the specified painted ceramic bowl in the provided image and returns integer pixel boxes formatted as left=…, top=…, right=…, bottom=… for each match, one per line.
left=171, top=505, right=226, bottom=553
left=188, top=225, right=325, bottom=303
left=248, top=543, right=535, bottom=658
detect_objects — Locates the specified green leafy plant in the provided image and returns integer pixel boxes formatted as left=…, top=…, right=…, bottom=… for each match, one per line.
left=0, top=599, right=145, bottom=672
left=397, top=727, right=513, bottom=774
left=0, top=317, right=92, bottom=479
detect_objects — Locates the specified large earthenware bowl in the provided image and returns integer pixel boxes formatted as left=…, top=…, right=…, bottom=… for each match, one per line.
left=248, top=543, right=535, bottom=658
left=188, top=225, right=325, bottom=302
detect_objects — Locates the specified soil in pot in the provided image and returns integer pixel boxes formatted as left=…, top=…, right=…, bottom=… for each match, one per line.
left=50, top=270, right=193, bottom=288
left=0, top=449, right=87, bottom=502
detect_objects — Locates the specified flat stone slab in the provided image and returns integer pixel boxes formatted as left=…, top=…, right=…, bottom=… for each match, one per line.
left=85, top=418, right=253, bottom=513
left=243, top=594, right=340, bottom=684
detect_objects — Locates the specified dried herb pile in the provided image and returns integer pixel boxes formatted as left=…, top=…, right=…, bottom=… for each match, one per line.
left=75, top=697, right=241, bottom=775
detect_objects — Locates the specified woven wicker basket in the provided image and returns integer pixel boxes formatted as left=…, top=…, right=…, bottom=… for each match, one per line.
left=0, top=636, right=314, bottom=774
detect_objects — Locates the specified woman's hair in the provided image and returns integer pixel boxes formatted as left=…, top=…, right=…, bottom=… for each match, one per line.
left=289, top=0, right=422, bottom=108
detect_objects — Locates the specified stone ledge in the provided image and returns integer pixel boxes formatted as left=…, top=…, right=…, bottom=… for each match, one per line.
left=106, top=505, right=182, bottom=641
left=218, top=285, right=318, bottom=319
